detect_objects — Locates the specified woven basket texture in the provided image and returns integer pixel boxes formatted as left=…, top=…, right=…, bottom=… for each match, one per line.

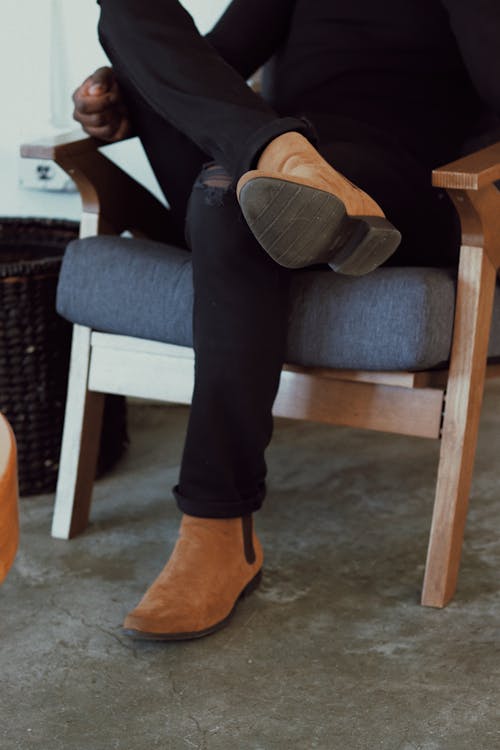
left=0, top=217, right=127, bottom=496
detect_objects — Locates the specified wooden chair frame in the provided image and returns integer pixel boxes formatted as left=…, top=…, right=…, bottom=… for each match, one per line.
left=21, top=133, right=500, bottom=608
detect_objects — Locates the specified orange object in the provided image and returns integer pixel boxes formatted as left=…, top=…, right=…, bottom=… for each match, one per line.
left=0, top=413, right=19, bottom=584
left=123, top=515, right=263, bottom=640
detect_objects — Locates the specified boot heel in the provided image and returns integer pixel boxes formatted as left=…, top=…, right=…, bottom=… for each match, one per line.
left=328, top=215, right=402, bottom=276
left=240, top=569, right=263, bottom=598
left=238, top=177, right=400, bottom=274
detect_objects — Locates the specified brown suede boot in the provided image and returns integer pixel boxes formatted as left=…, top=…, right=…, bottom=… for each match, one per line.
left=237, top=131, right=401, bottom=275
left=122, top=514, right=263, bottom=641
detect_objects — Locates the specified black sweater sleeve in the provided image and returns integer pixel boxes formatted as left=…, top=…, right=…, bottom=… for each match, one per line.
left=441, top=0, right=500, bottom=115
left=205, top=0, right=296, bottom=80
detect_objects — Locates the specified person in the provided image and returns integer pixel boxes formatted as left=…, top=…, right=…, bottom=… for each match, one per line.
left=72, top=0, right=499, bottom=641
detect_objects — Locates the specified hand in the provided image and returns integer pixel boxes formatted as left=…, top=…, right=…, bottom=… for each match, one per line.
left=72, top=66, right=133, bottom=142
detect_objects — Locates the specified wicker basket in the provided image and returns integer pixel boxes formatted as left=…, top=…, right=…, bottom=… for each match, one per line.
left=0, top=217, right=128, bottom=496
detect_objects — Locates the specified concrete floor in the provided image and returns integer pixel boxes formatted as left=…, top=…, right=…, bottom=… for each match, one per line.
left=3, top=384, right=500, bottom=750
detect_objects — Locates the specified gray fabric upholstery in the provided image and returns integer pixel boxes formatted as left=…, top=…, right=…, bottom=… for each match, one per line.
left=58, top=237, right=195, bottom=350
left=56, top=235, right=498, bottom=371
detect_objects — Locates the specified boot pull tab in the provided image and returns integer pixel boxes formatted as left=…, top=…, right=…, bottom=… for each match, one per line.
left=241, top=515, right=256, bottom=565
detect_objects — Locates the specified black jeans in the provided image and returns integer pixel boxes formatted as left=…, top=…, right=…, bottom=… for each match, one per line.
left=97, top=0, right=460, bottom=518
left=97, top=0, right=313, bottom=181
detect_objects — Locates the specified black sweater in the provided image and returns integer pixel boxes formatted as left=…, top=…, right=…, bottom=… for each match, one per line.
left=206, top=0, right=500, bottom=164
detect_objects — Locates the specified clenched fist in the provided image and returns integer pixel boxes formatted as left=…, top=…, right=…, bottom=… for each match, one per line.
left=72, top=66, right=133, bottom=142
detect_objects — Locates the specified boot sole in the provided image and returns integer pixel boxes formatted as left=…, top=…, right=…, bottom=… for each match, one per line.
left=122, top=569, right=263, bottom=642
left=238, top=176, right=401, bottom=275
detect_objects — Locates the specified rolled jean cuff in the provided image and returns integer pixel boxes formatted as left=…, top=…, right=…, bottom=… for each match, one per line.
left=173, top=484, right=266, bottom=519
left=235, top=116, right=319, bottom=179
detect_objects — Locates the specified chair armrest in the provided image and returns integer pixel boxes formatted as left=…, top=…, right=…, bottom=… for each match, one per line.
left=432, top=141, right=500, bottom=190
left=20, top=130, right=173, bottom=241
left=433, top=141, right=500, bottom=267
left=20, top=129, right=105, bottom=162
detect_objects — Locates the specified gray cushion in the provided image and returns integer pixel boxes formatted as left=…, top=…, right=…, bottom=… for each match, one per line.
left=56, top=235, right=499, bottom=371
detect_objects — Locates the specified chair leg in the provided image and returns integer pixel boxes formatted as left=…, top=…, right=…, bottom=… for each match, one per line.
left=52, top=325, right=105, bottom=539
left=421, top=246, right=497, bottom=607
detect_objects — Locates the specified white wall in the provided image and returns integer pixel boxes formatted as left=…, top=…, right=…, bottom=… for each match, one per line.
left=183, top=0, right=232, bottom=35
left=0, top=0, right=230, bottom=219
left=1, top=1, right=106, bottom=143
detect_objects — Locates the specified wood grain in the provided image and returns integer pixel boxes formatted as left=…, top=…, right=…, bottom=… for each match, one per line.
left=422, top=184, right=500, bottom=606
left=21, top=132, right=172, bottom=242
left=88, top=335, right=444, bottom=439
left=283, top=364, right=432, bottom=389
left=274, top=370, right=443, bottom=437
left=52, top=326, right=105, bottom=539
left=432, top=140, right=500, bottom=190
left=20, top=130, right=104, bottom=160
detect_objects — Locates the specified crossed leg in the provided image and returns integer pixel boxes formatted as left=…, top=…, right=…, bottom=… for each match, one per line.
left=98, top=0, right=403, bottom=275
left=98, top=6, right=460, bottom=639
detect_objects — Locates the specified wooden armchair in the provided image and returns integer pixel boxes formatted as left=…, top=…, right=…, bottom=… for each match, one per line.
left=21, top=132, right=500, bottom=608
